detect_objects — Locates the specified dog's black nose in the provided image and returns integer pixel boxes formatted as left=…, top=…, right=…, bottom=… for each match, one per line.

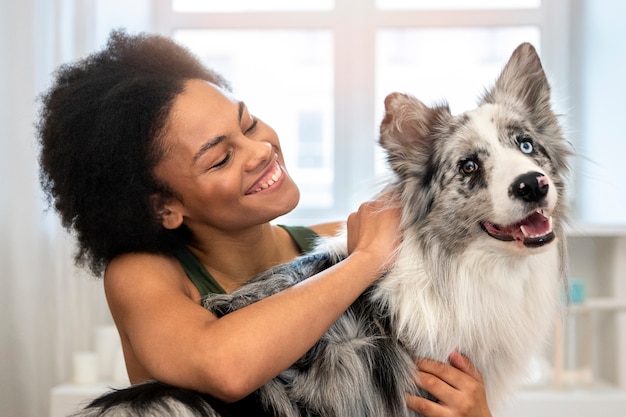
left=512, top=171, right=549, bottom=202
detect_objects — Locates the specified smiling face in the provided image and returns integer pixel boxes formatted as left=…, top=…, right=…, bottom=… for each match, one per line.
left=153, top=79, right=300, bottom=236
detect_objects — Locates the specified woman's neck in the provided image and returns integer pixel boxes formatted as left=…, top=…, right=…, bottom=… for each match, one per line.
left=185, top=223, right=300, bottom=293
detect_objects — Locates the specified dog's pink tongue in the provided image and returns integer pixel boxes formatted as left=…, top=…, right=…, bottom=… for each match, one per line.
left=519, top=211, right=551, bottom=237
left=483, top=210, right=552, bottom=243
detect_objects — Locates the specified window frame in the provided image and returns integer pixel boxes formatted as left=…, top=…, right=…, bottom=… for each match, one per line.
left=151, top=0, right=572, bottom=224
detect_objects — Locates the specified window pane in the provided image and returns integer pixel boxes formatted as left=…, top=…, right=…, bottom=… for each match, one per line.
left=377, top=0, right=540, bottom=9
left=173, top=0, right=334, bottom=12
left=375, top=27, right=540, bottom=174
left=174, top=30, right=334, bottom=209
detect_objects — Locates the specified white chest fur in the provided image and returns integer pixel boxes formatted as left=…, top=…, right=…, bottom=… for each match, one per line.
left=373, top=236, right=562, bottom=408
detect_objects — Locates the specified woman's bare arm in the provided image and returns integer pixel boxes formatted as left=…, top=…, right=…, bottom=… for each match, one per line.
left=105, top=199, right=401, bottom=402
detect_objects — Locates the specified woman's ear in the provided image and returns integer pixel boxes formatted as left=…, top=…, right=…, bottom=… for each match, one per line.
left=151, top=194, right=184, bottom=230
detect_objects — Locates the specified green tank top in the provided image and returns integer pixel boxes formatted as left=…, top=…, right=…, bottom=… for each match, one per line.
left=172, top=225, right=319, bottom=298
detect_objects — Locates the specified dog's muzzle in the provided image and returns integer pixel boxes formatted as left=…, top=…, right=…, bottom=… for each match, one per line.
left=481, top=209, right=555, bottom=248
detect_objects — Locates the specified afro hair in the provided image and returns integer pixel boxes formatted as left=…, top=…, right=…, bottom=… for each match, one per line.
left=37, top=29, right=230, bottom=275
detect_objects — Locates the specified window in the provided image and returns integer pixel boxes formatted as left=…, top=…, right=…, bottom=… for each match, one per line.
left=172, top=0, right=334, bottom=12
left=377, top=0, right=541, bottom=9
left=375, top=27, right=540, bottom=173
left=149, top=0, right=569, bottom=224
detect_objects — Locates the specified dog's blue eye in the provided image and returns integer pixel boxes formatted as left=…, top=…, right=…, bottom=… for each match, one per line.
left=519, top=140, right=534, bottom=154
left=461, top=160, right=478, bottom=175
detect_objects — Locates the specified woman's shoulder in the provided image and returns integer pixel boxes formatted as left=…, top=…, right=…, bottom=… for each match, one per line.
left=104, top=252, right=192, bottom=297
left=308, top=221, right=344, bottom=237
left=106, top=251, right=179, bottom=275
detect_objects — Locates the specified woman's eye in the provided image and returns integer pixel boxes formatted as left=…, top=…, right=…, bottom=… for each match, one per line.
left=211, top=153, right=231, bottom=169
left=244, top=118, right=258, bottom=135
left=460, top=159, right=479, bottom=175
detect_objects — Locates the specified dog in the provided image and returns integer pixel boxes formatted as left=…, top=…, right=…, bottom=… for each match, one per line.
left=71, top=42, right=571, bottom=417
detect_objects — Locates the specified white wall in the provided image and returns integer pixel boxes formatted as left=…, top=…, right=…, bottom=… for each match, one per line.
left=572, top=0, right=626, bottom=226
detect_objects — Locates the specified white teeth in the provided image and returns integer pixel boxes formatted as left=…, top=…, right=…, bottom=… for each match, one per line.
left=520, top=215, right=553, bottom=239
left=251, top=164, right=282, bottom=194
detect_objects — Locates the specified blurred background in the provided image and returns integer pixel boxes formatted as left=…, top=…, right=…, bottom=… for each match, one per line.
left=1, top=1, right=625, bottom=416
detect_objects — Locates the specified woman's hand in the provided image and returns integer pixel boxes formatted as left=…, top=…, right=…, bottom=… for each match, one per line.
left=346, top=192, right=402, bottom=273
left=407, top=351, right=493, bottom=417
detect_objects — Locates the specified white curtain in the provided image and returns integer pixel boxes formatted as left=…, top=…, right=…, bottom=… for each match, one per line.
left=0, top=1, right=113, bottom=416
left=1, top=1, right=625, bottom=416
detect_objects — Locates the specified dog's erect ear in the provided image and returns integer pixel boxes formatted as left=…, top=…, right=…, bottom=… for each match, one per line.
left=481, top=43, right=551, bottom=114
left=379, top=92, right=446, bottom=220
left=379, top=92, right=450, bottom=153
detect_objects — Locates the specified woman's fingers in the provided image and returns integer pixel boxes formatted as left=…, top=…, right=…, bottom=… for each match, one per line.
left=406, top=393, right=446, bottom=417
left=410, top=352, right=493, bottom=417
left=417, top=356, right=464, bottom=390
left=346, top=193, right=402, bottom=268
left=448, top=350, right=484, bottom=384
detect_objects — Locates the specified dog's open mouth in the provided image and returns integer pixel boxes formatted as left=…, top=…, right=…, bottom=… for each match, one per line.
left=481, top=209, right=555, bottom=248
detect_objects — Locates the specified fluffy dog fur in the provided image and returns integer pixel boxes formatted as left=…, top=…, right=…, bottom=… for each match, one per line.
left=71, top=43, right=571, bottom=417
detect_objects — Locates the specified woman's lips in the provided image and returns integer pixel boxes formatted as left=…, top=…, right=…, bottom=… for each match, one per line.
left=246, top=162, right=283, bottom=195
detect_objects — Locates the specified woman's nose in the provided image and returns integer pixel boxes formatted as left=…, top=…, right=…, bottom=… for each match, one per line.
left=244, top=140, right=273, bottom=172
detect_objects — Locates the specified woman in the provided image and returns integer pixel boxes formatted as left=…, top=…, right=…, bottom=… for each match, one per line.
left=38, top=30, right=491, bottom=417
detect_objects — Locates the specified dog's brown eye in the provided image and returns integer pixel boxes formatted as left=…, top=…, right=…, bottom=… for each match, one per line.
left=461, top=159, right=479, bottom=175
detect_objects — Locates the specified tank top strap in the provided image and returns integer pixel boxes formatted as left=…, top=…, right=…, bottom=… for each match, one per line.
left=173, top=225, right=319, bottom=300
left=171, top=243, right=226, bottom=295
left=276, top=224, right=320, bottom=254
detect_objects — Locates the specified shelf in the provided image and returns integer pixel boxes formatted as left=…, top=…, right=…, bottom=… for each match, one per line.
left=497, top=384, right=626, bottom=417
left=565, top=223, right=626, bottom=237
left=568, top=297, right=626, bottom=313
left=50, top=383, right=125, bottom=417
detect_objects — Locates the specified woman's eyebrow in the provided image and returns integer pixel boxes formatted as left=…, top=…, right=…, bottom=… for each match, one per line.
left=191, top=102, right=246, bottom=165
left=192, top=135, right=226, bottom=165
left=238, top=100, right=245, bottom=122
